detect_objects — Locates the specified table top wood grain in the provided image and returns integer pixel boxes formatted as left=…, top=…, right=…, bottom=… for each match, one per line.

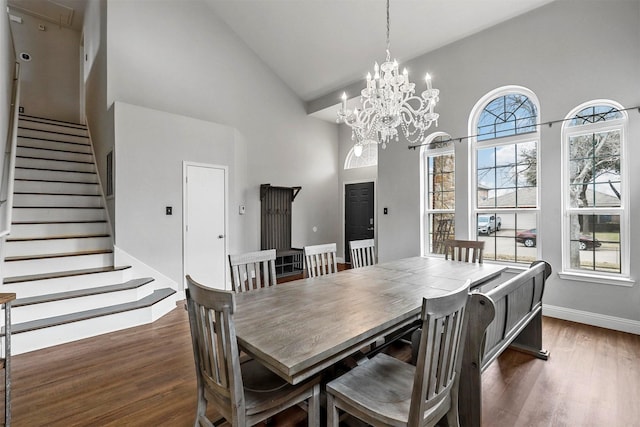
left=233, top=256, right=505, bottom=384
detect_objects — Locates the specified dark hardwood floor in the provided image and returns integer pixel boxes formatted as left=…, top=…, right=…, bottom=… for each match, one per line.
left=5, top=302, right=639, bottom=426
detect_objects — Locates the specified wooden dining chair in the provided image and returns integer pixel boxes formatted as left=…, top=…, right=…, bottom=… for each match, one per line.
left=185, top=275, right=321, bottom=427
left=326, top=281, right=472, bottom=427
left=303, top=243, right=338, bottom=277
left=349, top=238, right=376, bottom=268
left=228, top=249, right=277, bottom=292
left=444, top=239, right=485, bottom=264
left=409, top=239, right=483, bottom=367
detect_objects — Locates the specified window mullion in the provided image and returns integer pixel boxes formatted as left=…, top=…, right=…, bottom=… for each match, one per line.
left=472, top=89, right=540, bottom=265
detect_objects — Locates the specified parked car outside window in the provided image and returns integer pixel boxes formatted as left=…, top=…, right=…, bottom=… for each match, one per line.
left=478, top=215, right=501, bottom=234
left=515, top=228, right=601, bottom=250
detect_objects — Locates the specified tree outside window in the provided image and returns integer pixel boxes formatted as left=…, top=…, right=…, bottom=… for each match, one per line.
left=422, top=133, right=454, bottom=255
left=563, top=104, right=626, bottom=275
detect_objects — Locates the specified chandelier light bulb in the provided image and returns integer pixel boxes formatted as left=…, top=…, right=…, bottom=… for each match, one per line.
left=337, top=0, right=439, bottom=149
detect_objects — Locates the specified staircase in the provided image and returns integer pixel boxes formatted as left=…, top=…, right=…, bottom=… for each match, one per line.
left=1, top=115, right=177, bottom=355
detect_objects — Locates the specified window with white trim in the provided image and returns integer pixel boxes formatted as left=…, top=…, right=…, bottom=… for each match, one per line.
left=344, top=143, right=378, bottom=169
left=471, top=88, right=540, bottom=264
left=421, top=133, right=454, bottom=254
left=562, top=102, right=628, bottom=277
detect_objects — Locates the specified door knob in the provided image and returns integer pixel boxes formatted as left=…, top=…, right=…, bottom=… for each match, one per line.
left=218, top=235, right=224, bottom=239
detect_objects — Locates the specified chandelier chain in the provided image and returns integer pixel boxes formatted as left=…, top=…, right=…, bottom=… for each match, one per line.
left=386, top=0, right=390, bottom=61
left=337, top=0, right=440, bottom=152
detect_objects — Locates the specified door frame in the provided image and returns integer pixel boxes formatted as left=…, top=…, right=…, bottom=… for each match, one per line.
left=342, top=179, right=377, bottom=263
left=182, top=161, right=229, bottom=291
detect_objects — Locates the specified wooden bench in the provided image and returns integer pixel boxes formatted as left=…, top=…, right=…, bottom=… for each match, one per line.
left=459, top=260, right=551, bottom=427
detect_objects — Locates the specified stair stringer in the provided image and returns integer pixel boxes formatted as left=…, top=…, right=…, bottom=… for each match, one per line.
left=114, top=246, right=182, bottom=298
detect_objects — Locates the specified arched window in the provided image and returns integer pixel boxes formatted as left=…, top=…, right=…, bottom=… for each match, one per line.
left=470, top=87, right=540, bottom=264
left=344, top=143, right=378, bottom=170
left=477, top=94, right=537, bottom=141
left=561, top=101, right=628, bottom=281
left=421, top=132, right=454, bottom=255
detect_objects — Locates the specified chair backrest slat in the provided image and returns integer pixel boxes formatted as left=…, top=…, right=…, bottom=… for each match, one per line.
left=444, top=239, right=485, bottom=264
left=408, top=281, right=471, bottom=426
left=349, top=239, right=376, bottom=268
left=186, top=275, right=244, bottom=422
left=303, top=243, right=338, bottom=277
left=229, top=249, right=277, bottom=292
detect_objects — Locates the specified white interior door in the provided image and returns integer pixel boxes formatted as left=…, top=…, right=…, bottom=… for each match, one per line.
left=183, top=163, right=227, bottom=290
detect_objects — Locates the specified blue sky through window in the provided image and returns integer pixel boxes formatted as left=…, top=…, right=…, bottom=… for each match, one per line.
left=477, top=94, right=537, bottom=141
left=477, top=141, right=536, bottom=201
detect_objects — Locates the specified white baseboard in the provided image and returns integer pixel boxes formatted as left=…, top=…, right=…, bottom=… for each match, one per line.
left=113, top=246, right=179, bottom=292
left=543, top=304, right=640, bottom=335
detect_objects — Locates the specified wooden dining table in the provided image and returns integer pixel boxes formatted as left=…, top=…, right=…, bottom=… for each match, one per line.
left=233, top=256, right=505, bottom=385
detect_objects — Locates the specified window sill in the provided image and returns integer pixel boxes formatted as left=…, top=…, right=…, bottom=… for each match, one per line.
left=558, top=271, right=635, bottom=287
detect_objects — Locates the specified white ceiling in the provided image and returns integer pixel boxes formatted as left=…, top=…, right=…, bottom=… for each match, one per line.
left=205, top=0, right=555, bottom=104
left=6, top=0, right=555, bottom=116
left=8, top=0, right=86, bottom=31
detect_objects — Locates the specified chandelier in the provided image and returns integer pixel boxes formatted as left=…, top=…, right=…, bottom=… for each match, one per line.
left=337, top=0, right=440, bottom=151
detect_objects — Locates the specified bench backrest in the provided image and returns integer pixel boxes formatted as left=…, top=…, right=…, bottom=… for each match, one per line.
left=459, top=260, right=552, bottom=427
left=479, top=260, right=550, bottom=369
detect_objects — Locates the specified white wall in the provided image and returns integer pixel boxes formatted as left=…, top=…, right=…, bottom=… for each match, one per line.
left=83, top=0, right=115, bottom=233
left=105, top=0, right=339, bottom=252
left=79, top=0, right=339, bottom=284
left=113, top=102, right=238, bottom=287
left=374, top=0, right=640, bottom=324
left=7, top=9, right=80, bottom=122
left=338, top=124, right=377, bottom=260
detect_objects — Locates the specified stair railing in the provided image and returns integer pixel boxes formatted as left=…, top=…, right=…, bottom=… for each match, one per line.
left=0, top=62, right=21, bottom=241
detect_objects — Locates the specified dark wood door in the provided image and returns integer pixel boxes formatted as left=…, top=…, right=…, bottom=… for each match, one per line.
left=345, top=182, right=374, bottom=264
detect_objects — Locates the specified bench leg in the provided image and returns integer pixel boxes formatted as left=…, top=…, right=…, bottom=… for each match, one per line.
left=458, top=359, right=482, bottom=427
left=510, top=310, right=549, bottom=360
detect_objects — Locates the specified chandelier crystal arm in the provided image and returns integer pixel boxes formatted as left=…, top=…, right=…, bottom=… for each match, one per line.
left=337, top=0, right=440, bottom=148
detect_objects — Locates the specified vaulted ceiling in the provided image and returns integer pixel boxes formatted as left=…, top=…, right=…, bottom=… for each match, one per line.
left=205, top=0, right=555, bottom=103
left=7, top=0, right=555, bottom=108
